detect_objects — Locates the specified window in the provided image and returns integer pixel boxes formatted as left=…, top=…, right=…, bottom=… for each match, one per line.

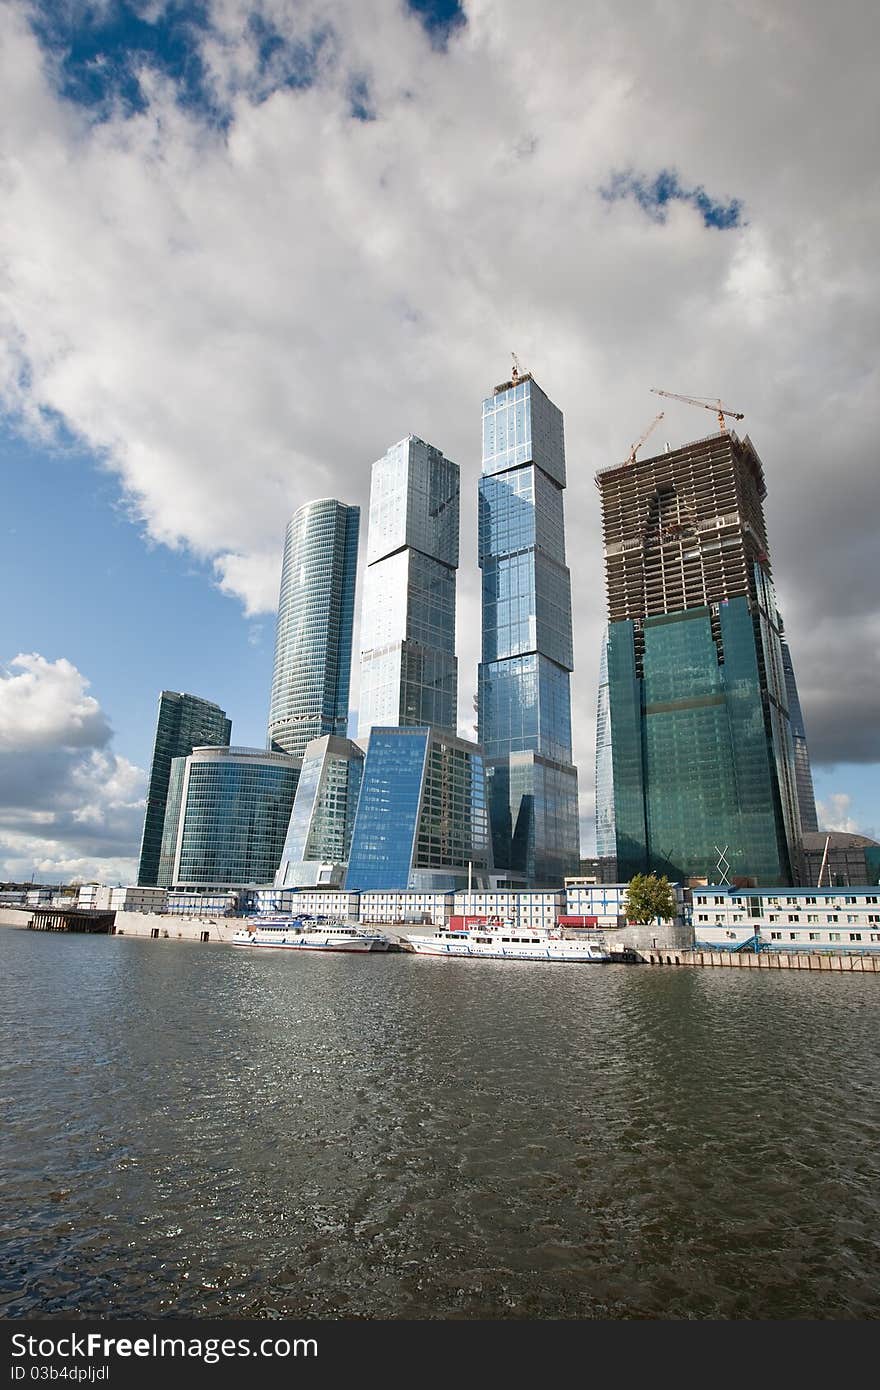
left=829, top=933, right=841, bottom=942
left=827, top=915, right=838, bottom=923
left=809, top=933, right=820, bottom=941
left=770, top=931, right=782, bottom=940
left=787, top=914, right=800, bottom=923
left=789, top=932, right=798, bottom=940
left=849, top=933, right=862, bottom=942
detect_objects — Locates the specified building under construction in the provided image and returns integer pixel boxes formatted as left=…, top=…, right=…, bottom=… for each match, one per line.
left=595, top=425, right=806, bottom=887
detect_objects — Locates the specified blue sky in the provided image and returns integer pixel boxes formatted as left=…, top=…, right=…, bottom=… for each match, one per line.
left=1, top=0, right=877, bottom=881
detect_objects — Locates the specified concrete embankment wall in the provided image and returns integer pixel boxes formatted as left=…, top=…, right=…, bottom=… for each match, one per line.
left=0, top=908, right=32, bottom=928
left=645, top=949, right=880, bottom=973
left=603, top=923, right=692, bottom=953
left=113, top=912, right=239, bottom=942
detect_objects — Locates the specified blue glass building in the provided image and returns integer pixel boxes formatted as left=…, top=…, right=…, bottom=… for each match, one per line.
left=268, top=499, right=359, bottom=758
left=596, top=429, right=803, bottom=886
left=358, top=437, right=459, bottom=738
left=137, top=691, right=232, bottom=886
left=477, top=370, right=580, bottom=885
left=274, top=735, right=364, bottom=888
left=345, top=727, right=491, bottom=893
left=159, top=746, right=300, bottom=888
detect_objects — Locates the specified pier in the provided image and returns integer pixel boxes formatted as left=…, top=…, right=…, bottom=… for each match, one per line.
left=28, top=907, right=116, bottom=934
left=644, top=949, right=880, bottom=972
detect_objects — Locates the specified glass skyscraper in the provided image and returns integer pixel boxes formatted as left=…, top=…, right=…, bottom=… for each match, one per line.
left=595, top=428, right=803, bottom=886
left=268, top=499, right=359, bottom=758
left=345, top=727, right=490, bottom=893
left=358, top=437, right=459, bottom=738
left=477, top=369, right=580, bottom=886
left=274, top=734, right=364, bottom=888
left=781, top=637, right=818, bottom=834
left=159, top=746, right=300, bottom=888
left=137, top=691, right=231, bottom=886
left=594, top=628, right=617, bottom=876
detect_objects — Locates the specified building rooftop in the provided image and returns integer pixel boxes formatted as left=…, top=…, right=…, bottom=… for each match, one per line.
left=803, top=831, right=879, bottom=850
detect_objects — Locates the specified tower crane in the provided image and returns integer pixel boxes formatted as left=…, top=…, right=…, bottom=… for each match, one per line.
left=650, top=388, right=744, bottom=433
left=511, top=352, right=523, bottom=382
left=627, top=411, right=664, bottom=465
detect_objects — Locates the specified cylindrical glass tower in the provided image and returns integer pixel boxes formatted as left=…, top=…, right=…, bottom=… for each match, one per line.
left=268, top=499, right=360, bottom=758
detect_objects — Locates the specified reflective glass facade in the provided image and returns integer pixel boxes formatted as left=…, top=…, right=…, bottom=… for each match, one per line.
left=274, top=735, right=364, bottom=888
left=598, top=431, right=804, bottom=887
left=137, top=691, right=232, bottom=886
left=486, top=752, right=580, bottom=888
left=608, top=599, right=797, bottom=885
left=594, top=629, right=616, bottom=864
left=781, top=638, right=818, bottom=834
left=157, top=756, right=187, bottom=888
left=268, top=499, right=359, bottom=758
left=359, top=437, right=459, bottom=737
left=345, top=728, right=490, bottom=893
left=477, top=373, right=579, bottom=884
left=167, top=747, right=301, bottom=887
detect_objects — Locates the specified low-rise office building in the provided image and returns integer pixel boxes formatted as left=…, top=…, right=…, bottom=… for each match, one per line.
left=692, top=885, right=880, bottom=951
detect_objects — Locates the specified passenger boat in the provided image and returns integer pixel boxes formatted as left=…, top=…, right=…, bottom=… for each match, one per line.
left=404, top=922, right=611, bottom=963
left=231, top=915, right=390, bottom=952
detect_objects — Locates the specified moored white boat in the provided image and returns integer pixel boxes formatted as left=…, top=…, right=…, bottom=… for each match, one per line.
left=404, top=922, right=610, bottom=963
left=231, top=915, right=390, bottom=953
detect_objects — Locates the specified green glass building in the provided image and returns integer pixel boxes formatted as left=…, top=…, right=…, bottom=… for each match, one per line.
left=596, top=429, right=803, bottom=886
left=137, top=691, right=232, bottom=886
left=159, top=746, right=300, bottom=888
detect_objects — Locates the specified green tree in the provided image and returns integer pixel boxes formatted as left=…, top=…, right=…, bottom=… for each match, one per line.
left=624, top=873, right=677, bottom=924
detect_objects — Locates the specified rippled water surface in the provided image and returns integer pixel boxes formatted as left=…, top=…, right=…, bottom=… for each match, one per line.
left=2, top=927, right=880, bottom=1319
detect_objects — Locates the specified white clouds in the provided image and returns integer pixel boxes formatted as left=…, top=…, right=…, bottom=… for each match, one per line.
left=0, top=655, right=145, bottom=883
left=0, top=654, right=111, bottom=751
left=1, top=0, right=878, bottom=862
left=816, top=793, right=861, bottom=836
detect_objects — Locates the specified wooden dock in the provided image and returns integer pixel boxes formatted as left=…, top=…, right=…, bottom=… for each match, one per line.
left=644, top=949, right=880, bottom=973
left=28, top=908, right=115, bottom=934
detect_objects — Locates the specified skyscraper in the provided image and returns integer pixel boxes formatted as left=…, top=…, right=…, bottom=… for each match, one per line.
left=781, top=638, right=819, bottom=834
left=274, top=734, right=364, bottom=889
left=594, top=628, right=617, bottom=878
left=357, top=436, right=459, bottom=738
left=595, top=427, right=803, bottom=886
left=137, top=691, right=232, bottom=886
left=268, top=499, right=359, bottom=758
left=477, top=368, right=580, bottom=886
